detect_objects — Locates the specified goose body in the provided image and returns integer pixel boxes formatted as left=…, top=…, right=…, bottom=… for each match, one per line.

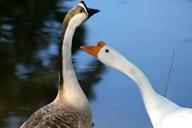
left=81, top=41, right=192, bottom=128
left=20, top=2, right=99, bottom=128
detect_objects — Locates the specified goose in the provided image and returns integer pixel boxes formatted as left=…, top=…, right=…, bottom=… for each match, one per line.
left=81, top=41, right=192, bottom=128
left=20, top=1, right=99, bottom=128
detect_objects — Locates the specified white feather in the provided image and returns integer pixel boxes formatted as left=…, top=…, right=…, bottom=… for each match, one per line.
left=97, top=45, right=192, bottom=128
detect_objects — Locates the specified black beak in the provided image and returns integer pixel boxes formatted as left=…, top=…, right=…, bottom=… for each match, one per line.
left=80, top=1, right=100, bottom=17
left=87, top=8, right=100, bottom=17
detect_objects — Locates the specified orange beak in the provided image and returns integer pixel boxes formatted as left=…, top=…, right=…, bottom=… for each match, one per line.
left=80, top=41, right=106, bottom=57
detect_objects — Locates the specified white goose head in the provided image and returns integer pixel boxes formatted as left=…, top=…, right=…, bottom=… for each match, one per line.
left=80, top=41, right=126, bottom=71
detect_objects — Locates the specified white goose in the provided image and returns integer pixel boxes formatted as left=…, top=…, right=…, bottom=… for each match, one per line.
left=20, top=1, right=99, bottom=128
left=81, top=41, right=192, bottom=128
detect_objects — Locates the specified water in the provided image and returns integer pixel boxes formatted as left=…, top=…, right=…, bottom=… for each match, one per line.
left=0, top=0, right=192, bottom=127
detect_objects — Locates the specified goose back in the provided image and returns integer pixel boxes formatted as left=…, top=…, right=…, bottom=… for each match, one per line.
left=20, top=102, right=92, bottom=128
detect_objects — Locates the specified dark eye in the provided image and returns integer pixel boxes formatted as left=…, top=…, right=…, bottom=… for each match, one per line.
left=80, top=9, right=83, bottom=13
left=105, top=49, right=109, bottom=53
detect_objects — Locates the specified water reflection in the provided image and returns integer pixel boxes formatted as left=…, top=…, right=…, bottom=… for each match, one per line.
left=0, top=0, right=106, bottom=127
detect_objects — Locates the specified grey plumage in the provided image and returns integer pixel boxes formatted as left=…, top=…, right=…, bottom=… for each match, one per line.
left=20, top=102, right=92, bottom=128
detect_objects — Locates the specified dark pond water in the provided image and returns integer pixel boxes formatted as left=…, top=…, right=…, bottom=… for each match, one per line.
left=0, top=0, right=192, bottom=128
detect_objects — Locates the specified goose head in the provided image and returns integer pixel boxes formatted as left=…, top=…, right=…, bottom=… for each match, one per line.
left=65, top=1, right=100, bottom=28
left=81, top=41, right=125, bottom=71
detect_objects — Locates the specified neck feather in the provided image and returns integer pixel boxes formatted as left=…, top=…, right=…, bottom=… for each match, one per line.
left=57, top=17, right=89, bottom=109
left=110, top=55, right=179, bottom=126
left=114, top=57, right=157, bottom=106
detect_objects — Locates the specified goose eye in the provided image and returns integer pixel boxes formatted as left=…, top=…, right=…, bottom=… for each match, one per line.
left=80, top=9, right=83, bottom=13
left=105, top=49, right=109, bottom=53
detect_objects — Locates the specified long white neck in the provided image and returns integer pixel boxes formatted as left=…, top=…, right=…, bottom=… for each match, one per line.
left=109, top=55, right=179, bottom=126
left=56, top=19, right=89, bottom=110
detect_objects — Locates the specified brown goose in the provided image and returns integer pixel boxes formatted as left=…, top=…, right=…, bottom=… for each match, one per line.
left=20, top=1, right=99, bottom=128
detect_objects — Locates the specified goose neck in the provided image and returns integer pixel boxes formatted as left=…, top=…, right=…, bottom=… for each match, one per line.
left=57, top=19, right=89, bottom=110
